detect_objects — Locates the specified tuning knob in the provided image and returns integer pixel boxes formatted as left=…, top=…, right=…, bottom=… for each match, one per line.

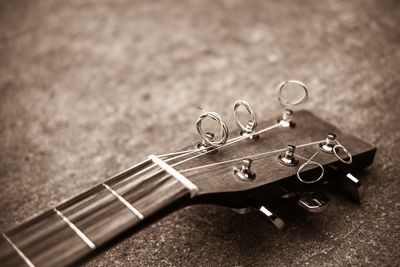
left=340, top=173, right=363, bottom=202
left=259, top=206, right=285, bottom=230
left=328, top=166, right=363, bottom=203
left=297, top=192, right=329, bottom=213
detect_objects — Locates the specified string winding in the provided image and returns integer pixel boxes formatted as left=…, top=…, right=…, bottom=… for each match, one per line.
left=294, top=151, right=325, bottom=184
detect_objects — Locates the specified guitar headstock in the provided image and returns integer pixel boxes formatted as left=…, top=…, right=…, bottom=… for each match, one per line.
left=155, top=81, right=376, bottom=229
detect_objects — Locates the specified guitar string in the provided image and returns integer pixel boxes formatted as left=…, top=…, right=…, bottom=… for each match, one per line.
left=179, top=139, right=324, bottom=173
left=170, top=123, right=281, bottom=168
left=155, top=131, right=252, bottom=158
left=104, top=123, right=282, bottom=194
left=156, top=148, right=200, bottom=158
left=294, top=150, right=325, bottom=183
left=55, top=139, right=338, bottom=233
left=62, top=129, right=339, bottom=226
left=109, top=139, right=325, bottom=199
left=63, top=124, right=333, bottom=223
left=122, top=125, right=354, bottom=195
left=23, top=124, right=328, bottom=244
left=83, top=138, right=332, bottom=230
left=294, top=151, right=319, bottom=161
left=53, top=138, right=328, bottom=231
left=106, top=122, right=281, bottom=188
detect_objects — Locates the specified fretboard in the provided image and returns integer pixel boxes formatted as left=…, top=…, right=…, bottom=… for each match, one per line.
left=0, top=157, right=194, bottom=267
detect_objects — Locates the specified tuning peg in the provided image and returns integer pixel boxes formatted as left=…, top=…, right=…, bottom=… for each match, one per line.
left=340, top=173, right=363, bottom=202
left=259, top=206, right=285, bottom=230
left=328, top=166, right=363, bottom=203
left=297, top=191, right=329, bottom=213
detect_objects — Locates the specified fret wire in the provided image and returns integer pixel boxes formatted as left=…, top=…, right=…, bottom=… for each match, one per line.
left=53, top=208, right=96, bottom=249
left=52, top=169, right=186, bottom=246
left=56, top=185, right=109, bottom=217
left=56, top=185, right=117, bottom=228
left=105, top=168, right=167, bottom=200
left=50, top=159, right=152, bottom=215
left=58, top=190, right=141, bottom=246
left=105, top=149, right=195, bottom=190
left=56, top=168, right=175, bottom=236
left=2, top=233, right=35, bottom=267
left=102, top=183, right=144, bottom=220
left=149, top=155, right=198, bottom=197
left=1, top=157, right=190, bottom=266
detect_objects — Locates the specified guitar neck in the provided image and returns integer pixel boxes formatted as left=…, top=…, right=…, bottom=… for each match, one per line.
left=0, top=158, right=192, bottom=267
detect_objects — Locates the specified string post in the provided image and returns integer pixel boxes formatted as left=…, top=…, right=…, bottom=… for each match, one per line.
left=319, top=133, right=337, bottom=154
left=276, top=80, right=309, bottom=128
left=240, top=121, right=259, bottom=140
left=197, top=132, right=218, bottom=154
left=278, top=145, right=299, bottom=166
left=233, top=158, right=256, bottom=181
left=278, top=109, right=295, bottom=128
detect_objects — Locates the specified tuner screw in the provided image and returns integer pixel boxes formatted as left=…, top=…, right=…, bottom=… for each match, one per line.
left=233, top=158, right=256, bottom=181
left=278, top=109, right=296, bottom=128
left=319, top=133, right=337, bottom=154
left=197, top=132, right=218, bottom=154
left=278, top=145, right=299, bottom=167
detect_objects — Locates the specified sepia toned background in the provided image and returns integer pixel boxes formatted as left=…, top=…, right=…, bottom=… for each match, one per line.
left=0, top=0, right=399, bottom=266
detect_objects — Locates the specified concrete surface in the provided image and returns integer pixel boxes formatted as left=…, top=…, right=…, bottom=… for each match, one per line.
left=0, top=0, right=399, bottom=266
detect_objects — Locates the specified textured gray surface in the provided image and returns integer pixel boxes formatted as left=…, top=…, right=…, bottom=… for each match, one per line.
left=0, top=0, right=399, bottom=266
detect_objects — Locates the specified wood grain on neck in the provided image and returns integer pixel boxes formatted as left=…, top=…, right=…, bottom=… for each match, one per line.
left=0, top=159, right=191, bottom=267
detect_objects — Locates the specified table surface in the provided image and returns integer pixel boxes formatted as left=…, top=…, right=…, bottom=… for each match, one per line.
left=0, top=0, right=399, bottom=266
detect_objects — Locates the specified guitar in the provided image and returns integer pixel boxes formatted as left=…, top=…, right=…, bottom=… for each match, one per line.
left=0, top=81, right=376, bottom=267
